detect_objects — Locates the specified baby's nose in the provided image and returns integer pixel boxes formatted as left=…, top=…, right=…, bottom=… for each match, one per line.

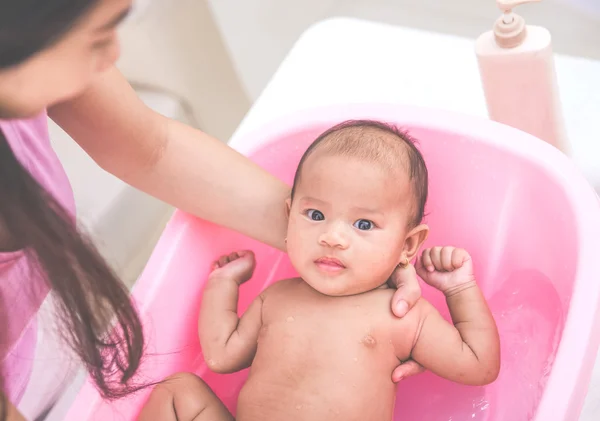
left=318, top=223, right=349, bottom=249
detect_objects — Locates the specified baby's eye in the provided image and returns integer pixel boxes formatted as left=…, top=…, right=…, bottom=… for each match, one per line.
left=354, top=219, right=374, bottom=231
left=307, top=209, right=325, bottom=221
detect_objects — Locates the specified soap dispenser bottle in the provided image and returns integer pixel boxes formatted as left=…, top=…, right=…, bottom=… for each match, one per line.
left=475, top=0, right=568, bottom=153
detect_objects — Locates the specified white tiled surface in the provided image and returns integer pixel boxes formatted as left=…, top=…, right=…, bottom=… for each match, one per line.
left=228, top=17, right=600, bottom=420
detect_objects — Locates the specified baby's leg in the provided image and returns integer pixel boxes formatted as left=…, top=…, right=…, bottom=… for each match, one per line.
left=138, top=372, right=234, bottom=421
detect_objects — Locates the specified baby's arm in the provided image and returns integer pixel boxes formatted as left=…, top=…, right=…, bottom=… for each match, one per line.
left=398, top=247, right=500, bottom=385
left=198, top=251, right=263, bottom=374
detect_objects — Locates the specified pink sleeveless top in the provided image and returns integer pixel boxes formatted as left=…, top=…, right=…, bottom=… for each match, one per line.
left=0, top=111, right=75, bottom=405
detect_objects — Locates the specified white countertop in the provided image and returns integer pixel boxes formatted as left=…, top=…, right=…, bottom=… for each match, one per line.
left=230, top=17, right=600, bottom=420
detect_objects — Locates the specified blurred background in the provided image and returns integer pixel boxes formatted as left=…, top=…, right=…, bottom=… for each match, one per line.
left=48, top=0, right=600, bottom=289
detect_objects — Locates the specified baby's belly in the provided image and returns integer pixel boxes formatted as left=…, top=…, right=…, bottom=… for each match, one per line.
left=236, top=337, right=398, bottom=421
left=237, top=371, right=396, bottom=421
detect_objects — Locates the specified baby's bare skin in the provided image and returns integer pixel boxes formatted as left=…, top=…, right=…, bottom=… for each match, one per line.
left=237, top=278, right=409, bottom=421
left=189, top=246, right=498, bottom=421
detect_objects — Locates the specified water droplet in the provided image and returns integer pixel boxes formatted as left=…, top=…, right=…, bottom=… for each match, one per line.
left=353, top=357, right=358, bottom=362
left=286, top=316, right=295, bottom=322
left=296, top=404, right=302, bottom=410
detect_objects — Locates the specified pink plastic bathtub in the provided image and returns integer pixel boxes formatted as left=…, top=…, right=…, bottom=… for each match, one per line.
left=65, top=104, right=600, bottom=421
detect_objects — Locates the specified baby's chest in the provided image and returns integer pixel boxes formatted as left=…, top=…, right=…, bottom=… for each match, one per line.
left=259, top=297, right=396, bottom=366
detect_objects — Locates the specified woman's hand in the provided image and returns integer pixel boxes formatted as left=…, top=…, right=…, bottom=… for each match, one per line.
left=387, top=261, right=426, bottom=382
left=387, top=261, right=422, bottom=317
left=392, top=358, right=426, bottom=382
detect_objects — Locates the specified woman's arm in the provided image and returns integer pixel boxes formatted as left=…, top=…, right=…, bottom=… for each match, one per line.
left=48, top=67, right=290, bottom=250
left=48, top=66, right=423, bottom=327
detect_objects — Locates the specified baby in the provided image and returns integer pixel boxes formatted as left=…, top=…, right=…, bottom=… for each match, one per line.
left=139, top=120, right=500, bottom=421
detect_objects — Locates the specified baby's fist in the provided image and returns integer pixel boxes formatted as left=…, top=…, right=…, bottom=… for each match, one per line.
left=210, top=250, right=256, bottom=286
left=416, top=247, right=475, bottom=295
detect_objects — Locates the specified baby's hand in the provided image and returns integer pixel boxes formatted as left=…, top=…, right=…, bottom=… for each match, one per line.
left=210, top=250, right=256, bottom=285
left=416, top=247, right=475, bottom=296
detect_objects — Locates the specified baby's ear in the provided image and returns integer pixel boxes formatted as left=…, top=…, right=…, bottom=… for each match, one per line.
left=285, top=198, right=292, bottom=218
left=403, top=224, right=429, bottom=262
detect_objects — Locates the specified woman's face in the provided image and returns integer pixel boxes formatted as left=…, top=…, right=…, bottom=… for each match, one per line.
left=0, top=0, right=132, bottom=119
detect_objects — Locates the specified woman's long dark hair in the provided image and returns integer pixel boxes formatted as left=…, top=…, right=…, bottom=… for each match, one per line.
left=0, top=0, right=145, bottom=416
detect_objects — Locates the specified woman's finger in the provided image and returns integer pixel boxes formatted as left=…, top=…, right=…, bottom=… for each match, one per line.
left=392, top=359, right=426, bottom=382
left=389, top=265, right=422, bottom=318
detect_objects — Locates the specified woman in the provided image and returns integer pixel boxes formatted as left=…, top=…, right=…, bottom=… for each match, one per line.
left=0, top=0, right=424, bottom=419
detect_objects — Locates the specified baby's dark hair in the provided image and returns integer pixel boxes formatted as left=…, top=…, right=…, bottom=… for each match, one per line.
left=290, top=119, right=428, bottom=226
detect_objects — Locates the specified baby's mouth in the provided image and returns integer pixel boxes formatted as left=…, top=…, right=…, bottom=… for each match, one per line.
left=314, top=257, right=346, bottom=273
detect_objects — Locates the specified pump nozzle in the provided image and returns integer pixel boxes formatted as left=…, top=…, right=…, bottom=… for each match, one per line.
left=496, top=0, right=541, bottom=13
left=494, top=0, right=542, bottom=47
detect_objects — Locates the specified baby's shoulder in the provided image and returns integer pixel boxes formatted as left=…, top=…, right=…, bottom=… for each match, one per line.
left=358, top=286, right=397, bottom=309
left=261, top=277, right=304, bottom=299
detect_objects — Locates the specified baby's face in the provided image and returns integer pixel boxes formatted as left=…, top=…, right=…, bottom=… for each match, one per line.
left=286, top=153, right=415, bottom=296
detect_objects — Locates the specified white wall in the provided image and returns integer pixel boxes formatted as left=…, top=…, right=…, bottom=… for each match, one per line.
left=117, top=0, right=251, bottom=141
left=207, top=0, right=600, bottom=101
